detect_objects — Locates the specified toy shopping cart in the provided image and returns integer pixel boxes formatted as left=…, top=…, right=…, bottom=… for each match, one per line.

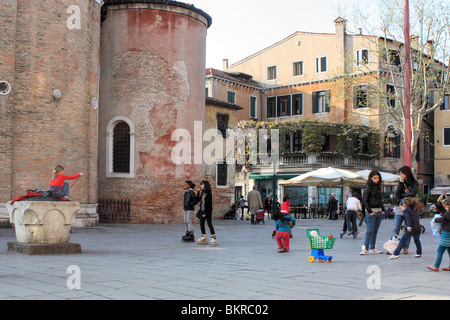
left=306, top=229, right=335, bottom=263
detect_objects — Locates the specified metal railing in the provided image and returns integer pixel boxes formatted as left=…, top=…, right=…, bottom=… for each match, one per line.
left=98, top=199, right=131, bottom=223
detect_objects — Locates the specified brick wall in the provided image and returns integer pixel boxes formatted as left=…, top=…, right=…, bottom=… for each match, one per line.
left=1, top=0, right=101, bottom=204
left=98, top=4, right=209, bottom=224
left=0, top=0, right=18, bottom=202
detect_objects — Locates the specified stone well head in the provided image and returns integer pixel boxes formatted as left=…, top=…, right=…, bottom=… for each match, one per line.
left=7, top=201, right=80, bottom=244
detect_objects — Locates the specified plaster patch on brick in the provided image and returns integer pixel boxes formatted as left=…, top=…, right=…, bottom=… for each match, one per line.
left=171, top=60, right=190, bottom=109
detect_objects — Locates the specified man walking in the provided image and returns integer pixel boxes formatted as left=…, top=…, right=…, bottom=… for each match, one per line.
left=345, top=192, right=362, bottom=238
left=328, top=193, right=339, bottom=220
left=247, top=185, right=263, bottom=225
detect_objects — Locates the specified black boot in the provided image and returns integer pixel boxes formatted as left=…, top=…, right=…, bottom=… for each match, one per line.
left=182, top=231, right=195, bottom=242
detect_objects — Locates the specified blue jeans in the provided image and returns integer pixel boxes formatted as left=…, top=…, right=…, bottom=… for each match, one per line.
left=434, top=245, right=450, bottom=268
left=392, top=214, right=410, bottom=249
left=51, top=182, right=70, bottom=198
left=393, top=231, right=422, bottom=256
left=331, top=209, right=337, bottom=220
left=364, top=211, right=382, bottom=250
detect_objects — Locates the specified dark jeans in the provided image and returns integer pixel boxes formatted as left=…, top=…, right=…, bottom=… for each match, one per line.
left=51, top=182, right=70, bottom=198
left=394, top=231, right=422, bottom=255
left=240, top=206, right=249, bottom=219
left=330, top=209, right=337, bottom=220
left=346, top=210, right=358, bottom=234
left=199, top=211, right=215, bottom=235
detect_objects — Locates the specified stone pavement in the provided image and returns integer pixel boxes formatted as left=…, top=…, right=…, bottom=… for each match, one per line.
left=0, top=216, right=448, bottom=301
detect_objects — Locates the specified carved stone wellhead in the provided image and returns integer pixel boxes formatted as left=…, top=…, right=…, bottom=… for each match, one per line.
left=6, top=201, right=82, bottom=254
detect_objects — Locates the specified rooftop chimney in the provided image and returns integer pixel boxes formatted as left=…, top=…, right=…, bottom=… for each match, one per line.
left=410, top=35, right=419, bottom=49
left=334, top=17, right=347, bottom=74
left=223, top=59, right=229, bottom=71
left=427, top=40, right=435, bottom=56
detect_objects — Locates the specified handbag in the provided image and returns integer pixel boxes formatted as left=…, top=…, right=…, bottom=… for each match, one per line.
left=383, top=234, right=400, bottom=254
left=196, top=210, right=205, bottom=219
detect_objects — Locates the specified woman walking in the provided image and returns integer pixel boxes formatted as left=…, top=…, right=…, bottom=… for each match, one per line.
left=360, top=170, right=385, bottom=255
left=392, top=166, right=419, bottom=254
left=195, top=181, right=218, bottom=246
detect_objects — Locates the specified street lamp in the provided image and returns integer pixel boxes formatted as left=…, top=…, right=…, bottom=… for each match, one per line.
left=271, top=132, right=280, bottom=213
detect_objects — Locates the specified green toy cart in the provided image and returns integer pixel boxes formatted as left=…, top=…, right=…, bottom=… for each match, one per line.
left=306, top=229, right=335, bottom=263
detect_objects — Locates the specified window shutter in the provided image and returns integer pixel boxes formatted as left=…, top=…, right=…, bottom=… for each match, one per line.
left=394, top=133, right=401, bottom=158
left=250, top=96, right=257, bottom=118
left=383, top=135, right=388, bottom=157
left=325, top=90, right=331, bottom=112
left=440, top=94, right=448, bottom=110
left=299, top=94, right=303, bottom=115
left=353, top=86, right=358, bottom=109
left=312, top=92, right=318, bottom=113
left=321, top=57, right=327, bottom=72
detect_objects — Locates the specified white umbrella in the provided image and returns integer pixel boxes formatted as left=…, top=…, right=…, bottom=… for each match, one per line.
left=431, top=186, right=450, bottom=195
left=279, top=167, right=363, bottom=186
left=355, top=170, right=400, bottom=186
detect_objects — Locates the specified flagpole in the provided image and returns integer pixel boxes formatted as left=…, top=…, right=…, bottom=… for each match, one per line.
left=404, top=0, right=412, bottom=167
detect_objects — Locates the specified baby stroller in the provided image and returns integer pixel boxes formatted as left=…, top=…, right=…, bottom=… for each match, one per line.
left=255, top=209, right=265, bottom=224
left=223, top=202, right=238, bottom=220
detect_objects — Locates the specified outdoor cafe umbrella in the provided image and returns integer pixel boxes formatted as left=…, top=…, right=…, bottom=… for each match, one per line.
left=279, top=167, right=363, bottom=187
left=355, top=170, right=401, bottom=186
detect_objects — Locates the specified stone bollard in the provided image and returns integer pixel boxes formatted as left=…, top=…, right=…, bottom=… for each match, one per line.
left=6, top=201, right=82, bottom=255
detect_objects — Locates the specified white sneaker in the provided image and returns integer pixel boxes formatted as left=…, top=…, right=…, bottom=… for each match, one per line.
left=414, top=254, right=421, bottom=258
left=360, top=245, right=368, bottom=255
left=389, top=255, right=399, bottom=260
left=369, top=249, right=383, bottom=254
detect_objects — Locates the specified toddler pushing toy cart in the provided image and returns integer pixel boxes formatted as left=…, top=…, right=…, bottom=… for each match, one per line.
left=306, top=229, right=335, bottom=263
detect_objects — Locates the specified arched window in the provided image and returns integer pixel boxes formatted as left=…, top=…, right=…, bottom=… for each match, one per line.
left=106, top=116, right=135, bottom=178
left=113, top=122, right=130, bottom=173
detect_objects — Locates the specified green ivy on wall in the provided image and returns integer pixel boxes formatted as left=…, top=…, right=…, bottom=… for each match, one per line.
left=237, top=119, right=381, bottom=158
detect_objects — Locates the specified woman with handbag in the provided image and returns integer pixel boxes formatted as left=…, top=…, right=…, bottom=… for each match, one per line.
left=195, top=181, right=218, bottom=246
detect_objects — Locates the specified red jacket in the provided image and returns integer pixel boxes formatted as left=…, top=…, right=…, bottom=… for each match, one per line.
left=281, top=200, right=291, bottom=213
left=50, top=173, right=80, bottom=187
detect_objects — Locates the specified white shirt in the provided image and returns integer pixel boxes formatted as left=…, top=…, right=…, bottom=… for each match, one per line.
left=346, top=197, right=362, bottom=212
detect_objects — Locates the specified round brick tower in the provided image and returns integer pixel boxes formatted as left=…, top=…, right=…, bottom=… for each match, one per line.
left=0, top=0, right=101, bottom=225
left=98, top=1, right=212, bottom=223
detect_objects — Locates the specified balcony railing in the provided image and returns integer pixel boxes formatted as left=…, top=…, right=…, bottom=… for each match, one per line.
left=252, top=153, right=377, bottom=169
